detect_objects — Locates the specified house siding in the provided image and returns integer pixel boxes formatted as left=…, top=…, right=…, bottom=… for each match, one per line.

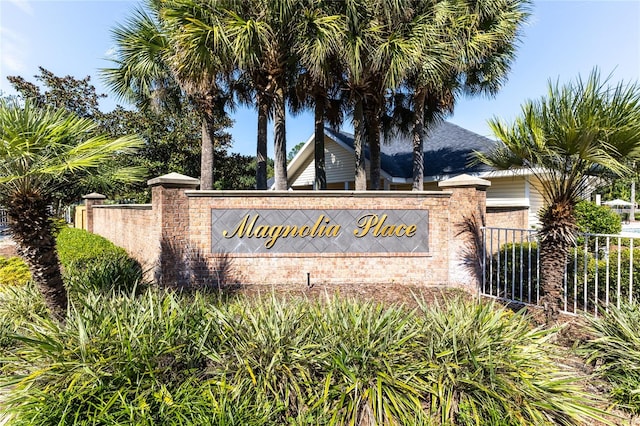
left=291, top=137, right=359, bottom=188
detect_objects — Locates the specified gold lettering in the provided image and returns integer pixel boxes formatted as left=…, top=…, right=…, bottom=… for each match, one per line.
left=326, top=225, right=341, bottom=237
left=264, top=225, right=284, bottom=249
left=223, top=214, right=258, bottom=238
left=299, top=225, right=310, bottom=237
left=254, top=225, right=269, bottom=238
left=372, top=214, right=389, bottom=236
left=354, top=214, right=378, bottom=237
left=380, top=224, right=396, bottom=237
left=405, top=224, right=417, bottom=237
left=310, top=215, right=327, bottom=237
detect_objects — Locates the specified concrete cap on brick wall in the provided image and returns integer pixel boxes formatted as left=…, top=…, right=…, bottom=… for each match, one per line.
left=438, top=174, right=491, bottom=189
left=147, top=172, right=200, bottom=188
left=82, top=192, right=107, bottom=200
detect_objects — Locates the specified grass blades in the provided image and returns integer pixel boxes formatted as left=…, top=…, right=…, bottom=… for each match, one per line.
left=581, top=302, right=640, bottom=414
left=0, top=290, right=613, bottom=425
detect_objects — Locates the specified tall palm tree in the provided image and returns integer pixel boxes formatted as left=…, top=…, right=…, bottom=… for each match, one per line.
left=406, top=0, right=529, bottom=190
left=0, top=100, right=143, bottom=321
left=339, top=0, right=431, bottom=190
left=475, top=71, right=640, bottom=321
left=292, top=0, right=343, bottom=190
left=102, top=0, right=230, bottom=190
left=224, top=0, right=302, bottom=190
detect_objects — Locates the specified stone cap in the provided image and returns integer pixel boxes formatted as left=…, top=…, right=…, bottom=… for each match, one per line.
left=82, top=192, right=107, bottom=200
left=438, top=174, right=491, bottom=189
left=147, top=172, right=200, bottom=188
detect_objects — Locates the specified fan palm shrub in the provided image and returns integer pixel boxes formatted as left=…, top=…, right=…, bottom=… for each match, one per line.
left=476, top=70, right=640, bottom=322
left=0, top=100, right=143, bottom=321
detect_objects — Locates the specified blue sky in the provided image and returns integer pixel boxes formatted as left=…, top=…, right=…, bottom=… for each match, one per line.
left=1, top=0, right=639, bottom=158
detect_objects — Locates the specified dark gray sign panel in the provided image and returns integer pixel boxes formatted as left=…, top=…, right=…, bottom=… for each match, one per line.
left=211, top=209, right=428, bottom=254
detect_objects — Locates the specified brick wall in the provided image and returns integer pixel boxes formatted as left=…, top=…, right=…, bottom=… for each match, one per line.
left=91, top=205, right=158, bottom=275
left=87, top=173, right=489, bottom=293
left=486, top=206, right=528, bottom=230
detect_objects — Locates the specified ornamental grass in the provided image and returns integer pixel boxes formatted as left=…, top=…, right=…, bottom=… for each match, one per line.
left=581, top=302, right=640, bottom=414
left=0, top=290, right=609, bottom=425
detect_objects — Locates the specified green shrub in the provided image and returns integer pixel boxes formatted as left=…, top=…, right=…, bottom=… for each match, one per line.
left=57, top=227, right=131, bottom=266
left=485, top=242, right=539, bottom=303
left=0, top=256, right=30, bottom=286
left=582, top=302, right=640, bottom=414
left=1, top=293, right=608, bottom=425
left=566, top=246, right=640, bottom=311
left=56, top=228, right=144, bottom=295
left=575, top=200, right=622, bottom=235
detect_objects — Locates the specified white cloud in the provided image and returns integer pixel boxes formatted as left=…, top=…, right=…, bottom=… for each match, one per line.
left=0, top=27, right=28, bottom=74
left=8, top=0, right=33, bottom=16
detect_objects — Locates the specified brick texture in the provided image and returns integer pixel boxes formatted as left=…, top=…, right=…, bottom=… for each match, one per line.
left=88, top=181, right=489, bottom=293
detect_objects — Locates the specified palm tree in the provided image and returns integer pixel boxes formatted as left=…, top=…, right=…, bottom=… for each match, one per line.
left=339, top=0, right=433, bottom=190
left=0, top=100, right=143, bottom=321
left=292, top=0, right=344, bottom=190
left=102, top=0, right=231, bottom=190
left=406, top=0, right=529, bottom=190
left=221, top=0, right=301, bottom=190
left=475, top=71, right=640, bottom=321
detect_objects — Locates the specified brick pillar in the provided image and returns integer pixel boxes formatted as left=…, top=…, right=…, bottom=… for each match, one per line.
left=82, top=192, right=107, bottom=233
left=147, top=172, right=200, bottom=288
left=439, top=174, right=490, bottom=291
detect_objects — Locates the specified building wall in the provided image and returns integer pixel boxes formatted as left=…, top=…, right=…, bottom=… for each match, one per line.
left=485, top=206, right=528, bottom=230
left=87, top=176, right=490, bottom=293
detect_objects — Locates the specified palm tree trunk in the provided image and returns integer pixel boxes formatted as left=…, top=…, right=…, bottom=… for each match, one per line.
left=273, top=84, right=288, bottom=191
left=539, top=238, right=568, bottom=324
left=7, top=194, right=67, bottom=322
left=256, top=94, right=269, bottom=190
left=538, top=200, right=576, bottom=323
left=366, top=104, right=381, bottom=190
left=200, top=117, right=215, bottom=190
left=353, top=99, right=367, bottom=191
left=314, top=97, right=327, bottom=190
left=412, top=89, right=426, bottom=191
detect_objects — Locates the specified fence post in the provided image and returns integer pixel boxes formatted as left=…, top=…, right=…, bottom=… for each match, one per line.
left=82, top=192, right=106, bottom=233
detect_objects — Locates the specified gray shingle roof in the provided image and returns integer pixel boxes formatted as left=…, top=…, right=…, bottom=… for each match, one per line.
left=325, top=121, right=496, bottom=179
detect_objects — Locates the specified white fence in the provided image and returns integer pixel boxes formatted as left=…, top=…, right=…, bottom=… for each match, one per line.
left=0, top=209, right=7, bottom=233
left=482, top=227, right=640, bottom=317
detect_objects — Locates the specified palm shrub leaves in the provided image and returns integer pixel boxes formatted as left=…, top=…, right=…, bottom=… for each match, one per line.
left=2, top=292, right=610, bottom=425
left=475, top=70, right=640, bottom=322
left=0, top=100, right=143, bottom=321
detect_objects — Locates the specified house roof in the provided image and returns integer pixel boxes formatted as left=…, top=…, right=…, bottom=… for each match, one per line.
left=324, top=121, right=496, bottom=180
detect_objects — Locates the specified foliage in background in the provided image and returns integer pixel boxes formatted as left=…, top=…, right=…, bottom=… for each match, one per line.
left=0, top=293, right=608, bottom=425
left=582, top=302, right=640, bottom=414
left=0, top=257, right=30, bottom=286
left=6, top=68, right=259, bottom=203
left=575, top=201, right=622, bottom=235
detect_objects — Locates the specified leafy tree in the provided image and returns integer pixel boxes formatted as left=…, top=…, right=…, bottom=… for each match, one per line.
left=0, top=100, right=143, bottom=320
left=475, top=70, right=640, bottom=322
left=7, top=66, right=105, bottom=119
left=287, top=141, right=306, bottom=163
